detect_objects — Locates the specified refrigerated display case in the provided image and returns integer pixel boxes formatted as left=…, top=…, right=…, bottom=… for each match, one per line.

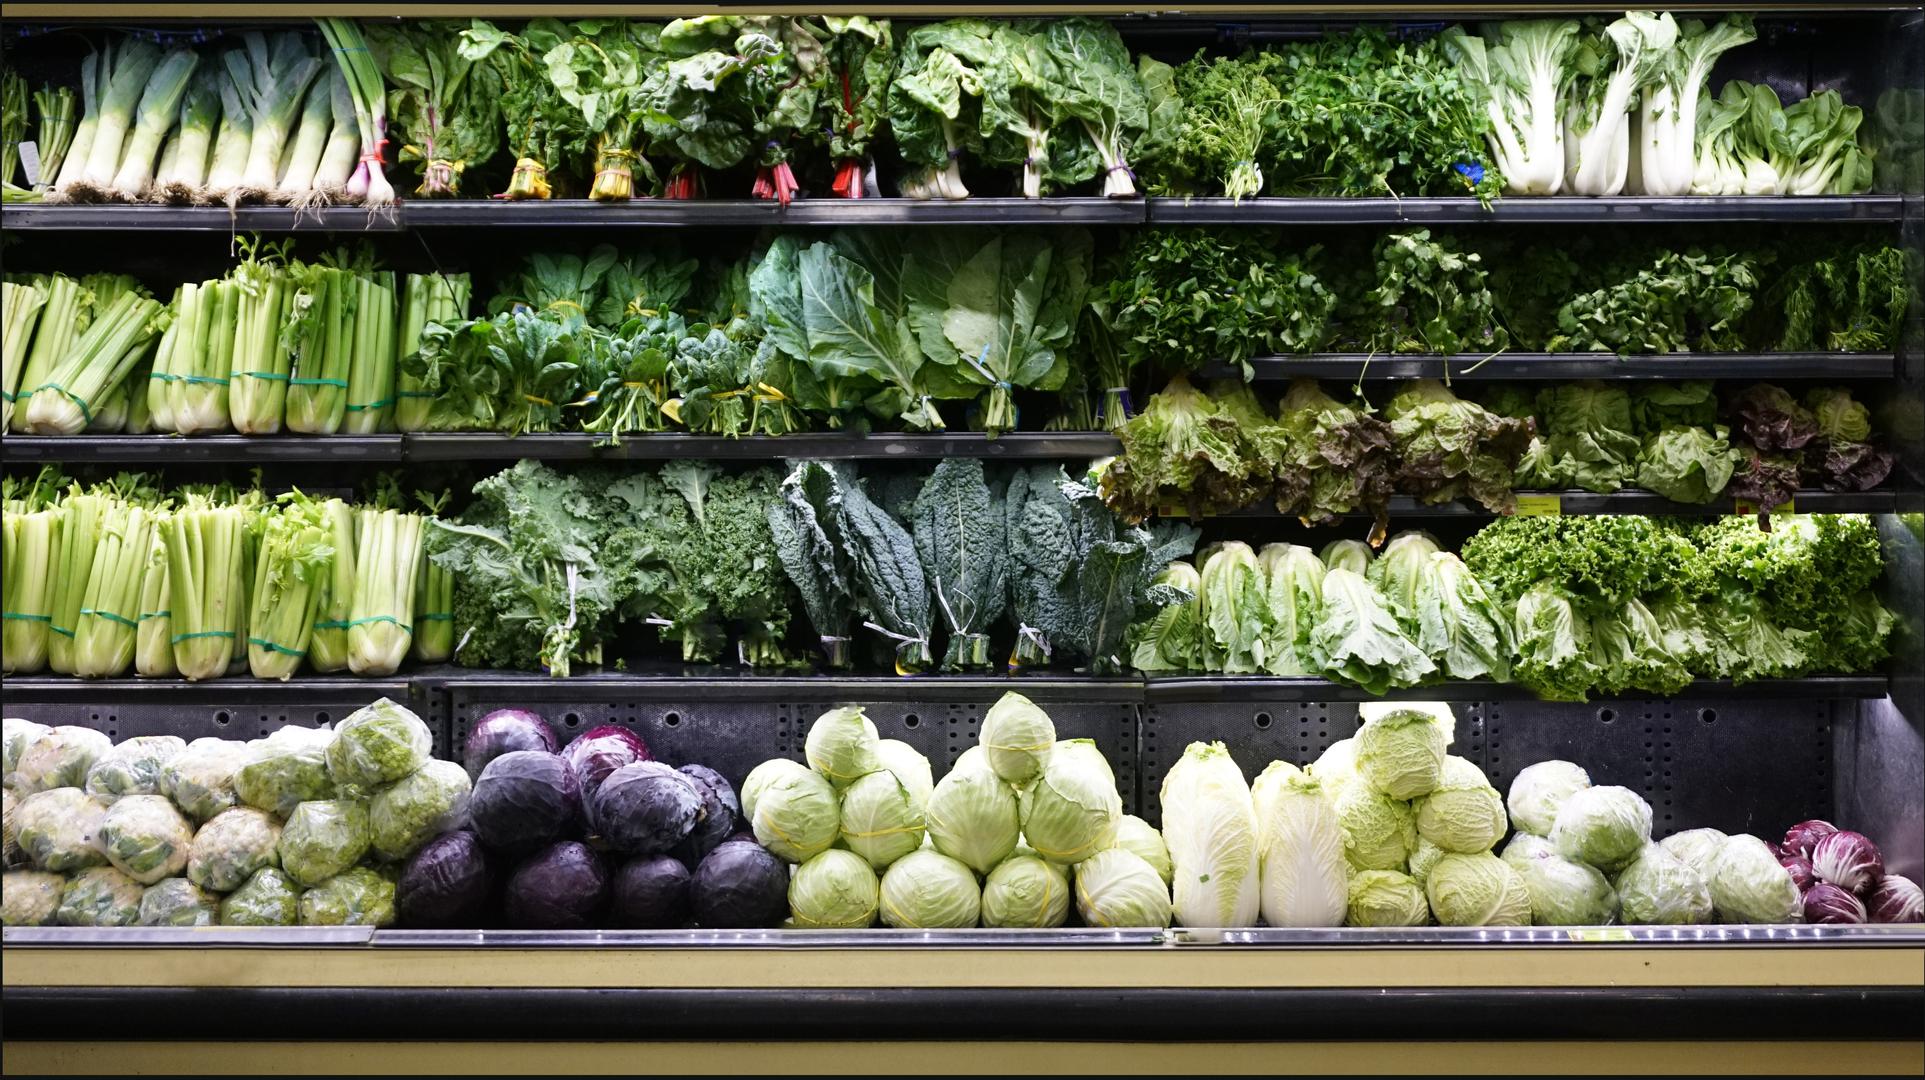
left=2, top=2, right=1922, bottom=1074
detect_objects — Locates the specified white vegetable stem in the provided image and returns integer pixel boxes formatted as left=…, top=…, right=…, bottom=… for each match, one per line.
left=317, top=17, right=395, bottom=207
left=1442, top=22, right=1579, bottom=196
left=274, top=72, right=335, bottom=201
left=203, top=76, right=254, bottom=198
left=226, top=31, right=324, bottom=196
left=73, top=40, right=162, bottom=193
left=108, top=47, right=200, bottom=199
left=312, top=69, right=360, bottom=193
left=1637, top=16, right=1755, bottom=197
left=1565, top=12, right=1677, bottom=197
left=53, top=50, right=103, bottom=192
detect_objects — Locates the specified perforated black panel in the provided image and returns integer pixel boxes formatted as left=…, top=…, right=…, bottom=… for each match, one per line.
left=0, top=681, right=437, bottom=751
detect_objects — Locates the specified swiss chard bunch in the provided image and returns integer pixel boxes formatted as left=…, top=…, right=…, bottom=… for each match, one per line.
left=887, top=20, right=997, bottom=200
left=368, top=20, right=504, bottom=197
left=816, top=17, right=894, bottom=198
left=644, top=16, right=783, bottom=198
left=542, top=20, right=663, bottom=201
left=459, top=18, right=595, bottom=198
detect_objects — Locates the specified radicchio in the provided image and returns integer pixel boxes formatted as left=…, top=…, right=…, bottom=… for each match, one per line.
left=1865, top=875, right=1924, bottom=924
left=1780, top=819, right=1838, bottom=859
left=1779, top=853, right=1816, bottom=892
left=1802, top=882, right=1868, bottom=924
left=1810, top=830, right=1884, bottom=894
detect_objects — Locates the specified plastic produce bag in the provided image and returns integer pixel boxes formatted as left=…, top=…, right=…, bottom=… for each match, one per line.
left=15, top=787, right=108, bottom=872
left=298, top=866, right=397, bottom=926
left=84, top=735, right=186, bottom=803
left=138, top=878, right=220, bottom=926
left=99, top=794, right=194, bottom=884
left=9, top=725, right=113, bottom=794
left=326, top=699, right=432, bottom=794
left=187, top=807, right=283, bottom=892
left=220, top=867, right=303, bottom=926
left=2, top=718, right=53, bottom=783
left=56, top=865, right=144, bottom=926
left=3, top=869, right=66, bottom=925
left=235, top=726, right=336, bottom=818
left=160, top=738, right=248, bottom=822
left=280, top=800, right=371, bottom=887
left=370, top=759, right=472, bottom=863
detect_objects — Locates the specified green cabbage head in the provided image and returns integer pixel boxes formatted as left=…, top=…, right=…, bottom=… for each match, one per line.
left=1020, top=740, right=1121, bottom=865
left=803, top=706, right=881, bottom=789
left=1354, top=702, right=1453, bottom=799
left=839, top=768, right=925, bottom=870
left=1415, top=756, right=1507, bottom=854
left=1550, top=785, right=1652, bottom=871
left=925, top=765, right=1019, bottom=875
left=1507, top=845, right=1618, bottom=925
left=982, top=853, right=1070, bottom=928
left=1506, top=759, right=1591, bottom=837
left=981, top=692, right=1057, bottom=784
left=788, top=849, right=880, bottom=928
left=1425, top=852, right=1533, bottom=926
left=1073, top=848, right=1172, bottom=928
left=1656, top=827, right=1728, bottom=876
left=879, top=849, right=981, bottom=928
left=750, top=764, right=839, bottom=863
left=1346, top=869, right=1430, bottom=926
left=1708, top=834, right=1801, bottom=923
left=1332, top=780, right=1416, bottom=872
left=1109, top=814, right=1173, bottom=886
left=1614, top=842, right=1713, bottom=925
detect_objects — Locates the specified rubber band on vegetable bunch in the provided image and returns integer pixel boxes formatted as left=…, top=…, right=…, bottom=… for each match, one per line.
left=225, top=236, right=295, bottom=435
left=134, top=530, right=177, bottom=678
left=820, top=16, right=892, bottom=199
left=1, top=470, right=63, bottom=675
left=247, top=492, right=336, bottom=681
left=394, top=273, right=472, bottom=432
left=162, top=491, right=257, bottom=681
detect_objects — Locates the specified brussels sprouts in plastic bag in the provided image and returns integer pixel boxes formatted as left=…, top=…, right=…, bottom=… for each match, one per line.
left=672, top=764, right=739, bottom=867
left=1506, top=760, right=1590, bottom=838
left=1072, top=848, right=1170, bottom=929
left=16, top=787, right=107, bottom=872
left=1109, top=814, right=1174, bottom=886
left=10, top=726, right=113, bottom=794
left=788, top=848, right=880, bottom=928
left=838, top=768, right=925, bottom=871
left=1507, top=844, right=1618, bottom=925
left=139, top=877, right=219, bottom=926
left=1656, top=827, right=1728, bottom=876
left=1425, top=852, right=1532, bottom=926
left=1414, top=756, right=1507, bottom=855
left=188, top=807, right=283, bottom=892
left=398, top=831, right=496, bottom=929
left=2, top=788, right=17, bottom=867
left=560, top=725, right=651, bottom=807
left=503, top=841, right=606, bottom=929
left=299, top=866, right=397, bottom=926
left=99, top=794, right=194, bottom=884
left=982, top=853, right=1070, bottom=928
left=740, top=759, right=812, bottom=824
left=279, top=800, right=370, bottom=887
left=220, top=867, right=302, bottom=926
left=160, top=738, right=248, bottom=822
left=1346, top=869, right=1430, bottom=927
left=84, top=736, right=186, bottom=803
left=1020, top=740, right=1121, bottom=866
left=2, top=718, right=53, bottom=785
left=57, top=865, right=145, bottom=926
left=462, top=709, right=558, bottom=781
left=234, top=726, right=336, bottom=818
left=980, top=693, right=1056, bottom=785
left=327, top=699, right=433, bottom=795
left=593, top=762, right=701, bottom=856
left=1614, top=843, right=1713, bottom=925
left=1332, top=782, right=1416, bottom=872
left=1550, top=785, right=1651, bottom=872
left=880, top=849, right=982, bottom=929
left=750, top=763, right=839, bottom=864
left=3, top=868, right=65, bottom=925
left=370, top=759, right=472, bottom=863
left=690, top=840, right=788, bottom=928
left=611, top=854, right=691, bottom=929
left=470, top=751, right=582, bottom=857
left=925, top=766, right=1019, bottom=875
left=1354, top=704, right=1452, bottom=800
left=803, top=706, right=881, bottom=788
left=1708, top=834, right=1802, bottom=924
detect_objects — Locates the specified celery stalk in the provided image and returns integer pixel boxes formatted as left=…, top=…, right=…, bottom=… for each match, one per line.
left=247, top=493, right=334, bottom=680
left=145, top=284, right=186, bottom=432
left=284, top=265, right=353, bottom=433
left=347, top=507, right=423, bottom=676
left=343, top=272, right=396, bottom=434
left=47, top=488, right=109, bottom=674
left=227, top=240, right=293, bottom=434
left=135, top=529, right=176, bottom=677
left=306, top=497, right=357, bottom=673
left=395, top=272, right=470, bottom=431
left=21, top=291, right=167, bottom=435
left=2, top=279, right=48, bottom=430
left=32, top=84, right=79, bottom=192
left=172, top=278, right=235, bottom=434
left=410, top=557, right=454, bottom=663
left=74, top=502, right=158, bottom=677
left=4, top=71, right=32, bottom=188
left=109, top=47, right=200, bottom=200
left=2, top=501, right=60, bottom=674
left=164, top=497, right=251, bottom=681
left=17, top=273, right=85, bottom=410
left=85, top=382, right=129, bottom=432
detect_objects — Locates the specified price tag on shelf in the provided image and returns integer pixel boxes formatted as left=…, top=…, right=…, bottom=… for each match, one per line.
left=1514, top=494, right=1562, bottom=517
left=1566, top=928, right=1635, bottom=943
left=1732, top=497, right=1795, bottom=518
left=19, top=141, right=40, bottom=186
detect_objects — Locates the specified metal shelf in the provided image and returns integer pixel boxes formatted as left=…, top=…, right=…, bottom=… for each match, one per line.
left=406, top=197, right=1146, bottom=227
left=1193, top=490, right=1900, bottom=519
left=1, top=434, right=403, bottom=463
left=0, top=674, right=411, bottom=704
left=1141, top=675, right=1892, bottom=704
left=1147, top=195, right=1907, bottom=224
left=402, top=431, right=1121, bottom=461
left=0, top=203, right=403, bottom=231
left=1226, top=352, right=1898, bottom=381
left=415, top=664, right=1146, bottom=704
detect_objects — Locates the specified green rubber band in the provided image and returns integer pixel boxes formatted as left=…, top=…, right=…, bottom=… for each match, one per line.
left=231, top=371, right=290, bottom=382
left=2, top=612, right=53, bottom=622
left=0, top=389, right=13, bottom=402
left=148, top=372, right=180, bottom=383
left=345, top=398, right=394, bottom=412
left=345, top=614, right=412, bottom=634
left=140, top=610, right=172, bottom=621
left=416, top=612, right=454, bottom=622
left=79, top=608, right=139, bottom=629
left=49, top=624, right=75, bottom=638
left=170, top=629, right=236, bottom=643
left=246, top=636, right=307, bottom=658
left=183, top=374, right=230, bottom=386
left=396, top=390, right=435, bottom=399
left=312, top=619, right=350, bottom=630
left=289, top=377, right=349, bottom=388
left=28, top=381, right=93, bottom=425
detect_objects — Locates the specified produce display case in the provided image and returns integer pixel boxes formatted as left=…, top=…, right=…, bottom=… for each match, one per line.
left=4, top=1, right=1925, bottom=1075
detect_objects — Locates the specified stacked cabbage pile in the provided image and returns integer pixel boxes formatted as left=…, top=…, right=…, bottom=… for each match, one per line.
left=399, top=711, right=779, bottom=929
left=2, top=700, right=461, bottom=927
left=748, top=693, right=1173, bottom=929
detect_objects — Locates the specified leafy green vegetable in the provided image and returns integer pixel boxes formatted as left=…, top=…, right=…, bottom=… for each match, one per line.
left=368, top=21, right=503, bottom=197
left=887, top=20, right=996, bottom=199
left=818, top=17, right=894, bottom=198
left=458, top=19, right=594, bottom=198
left=1384, top=379, right=1532, bottom=513
left=769, top=461, right=860, bottom=668
left=910, top=460, right=1008, bottom=670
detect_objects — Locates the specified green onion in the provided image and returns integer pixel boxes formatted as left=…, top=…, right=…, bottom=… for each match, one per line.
left=72, top=39, right=162, bottom=195
left=3, top=279, right=48, bottom=430
left=346, top=507, right=423, bottom=676
left=20, top=289, right=167, bottom=435
left=163, top=494, right=254, bottom=681
left=32, top=84, right=78, bottom=192
left=135, top=528, right=176, bottom=677
left=73, top=501, right=158, bottom=677
left=203, top=73, right=252, bottom=199
left=344, top=272, right=396, bottom=433
left=157, top=66, right=220, bottom=203
left=284, top=263, right=355, bottom=433
left=108, top=47, right=200, bottom=200
left=305, top=497, right=357, bottom=673
left=226, top=32, right=324, bottom=197
left=247, top=492, right=334, bottom=680
left=226, top=237, right=293, bottom=434
left=316, top=17, right=395, bottom=206
left=274, top=71, right=334, bottom=204
left=395, top=272, right=470, bottom=432
left=1, top=471, right=62, bottom=674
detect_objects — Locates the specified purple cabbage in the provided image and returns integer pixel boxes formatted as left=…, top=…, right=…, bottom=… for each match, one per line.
left=503, top=841, right=608, bottom=929
left=470, top=751, right=582, bottom=856
left=398, top=830, right=496, bottom=928
left=1802, top=882, right=1868, bottom=925
left=673, top=764, right=740, bottom=866
left=611, top=854, right=693, bottom=928
left=690, top=840, right=788, bottom=928
left=561, top=726, right=652, bottom=804
left=462, top=710, right=559, bottom=781
left=593, top=762, right=702, bottom=856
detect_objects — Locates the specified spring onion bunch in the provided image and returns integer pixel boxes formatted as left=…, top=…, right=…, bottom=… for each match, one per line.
left=226, top=237, right=295, bottom=434
left=346, top=506, right=424, bottom=676
left=247, top=492, right=336, bottom=680
left=3, top=278, right=48, bottom=429
left=163, top=491, right=259, bottom=681
left=1, top=469, right=64, bottom=675
left=395, top=272, right=472, bottom=431
left=316, top=17, right=396, bottom=208
left=306, top=497, right=358, bottom=673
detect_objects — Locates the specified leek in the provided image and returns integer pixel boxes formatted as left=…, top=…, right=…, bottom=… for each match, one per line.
left=226, top=32, right=324, bottom=197
left=247, top=492, right=334, bottom=680
left=203, top=74, right=252, bottom=199
left=306, top=497, right=357, bottom=673
left=135, top=528, right=176, bottom=677
left=395, top=272, right=470, bottom=431
left=32, top=84, right=79, bottom=191
left=316, top=17, right=396, bottom=207
left=163, top=495, right=253, bottom=681
left=227, top=238, right=294, bottom=434
left=2, top=70, right=26, bottom=189
left=312, top=69, right=359, bottom=196
left=47, top=486, right=109, bottom=674
left=346, top=507, right=423, bottom=676
left=344, top=272, right=396, bottom=433
left=73, top=501, right=158, bottom=677
left=274, top=71, right=333, bottom=204
left=108, top=47, right=200, bottom=200
left=1, top=471, right=62, bottom=674
left=72, top=39, right=163, bottom=195
left=2, top=279, right=48, bottom=430
left=20, top=290, right=167, bottom=435
left=157, top=66, right=221, bottom=203
left=53, top=50, right=102, bottom=191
